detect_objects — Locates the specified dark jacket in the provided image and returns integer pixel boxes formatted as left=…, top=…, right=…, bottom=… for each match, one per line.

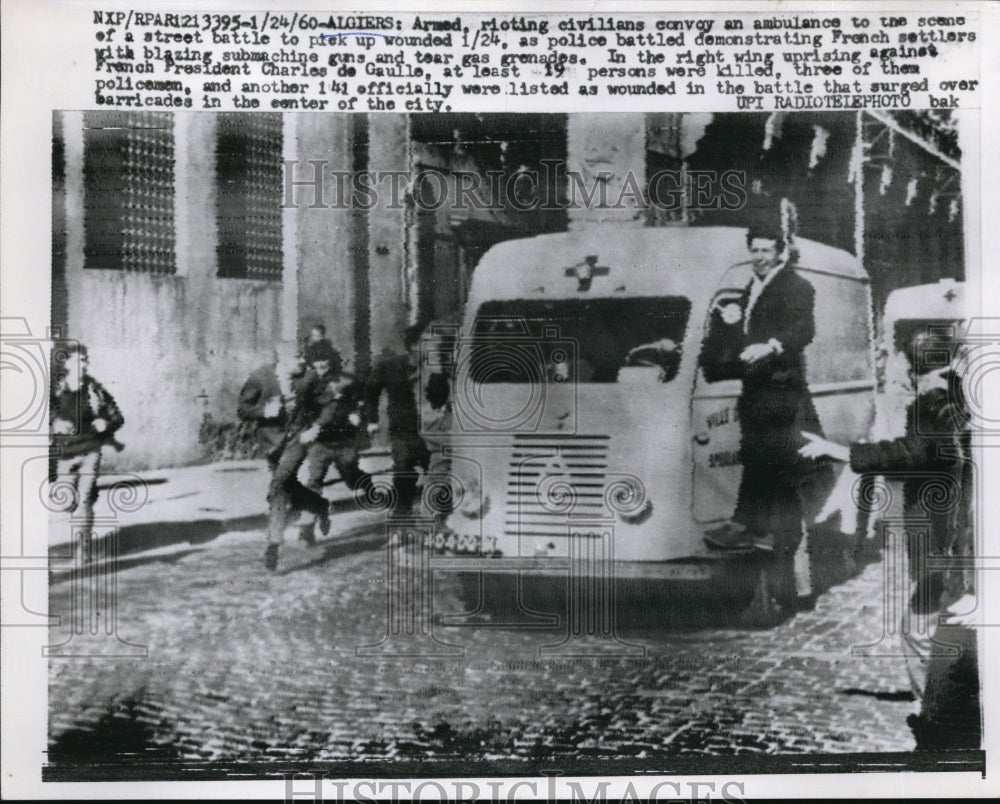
left=238, top=364, right=286, bottom=425
left=238, top=363, right=289, bottom=459
left=281, top=369, right=365, bottom=442
left=701, top=264, right=816, bottom=386
left=315, top=379, right=368, bottom=444
left=701, top=265, right=821, bottom=468
left=849, top=374, right=969, bottom=480
left=287, top=368, right=333, bottom=433
left=366, top=350, right=420, bottom=437
left=51, top=375, right=124, bottom=459
left=849, top=372, right=973, bottom=609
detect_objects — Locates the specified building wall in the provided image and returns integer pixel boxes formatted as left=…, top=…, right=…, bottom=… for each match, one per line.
left=58, top=111, right=411, bottom=471
left=293, top=114, right=366, bottom=371
left=367, top=115, right=411, bottom=357
left=60, top=112, right=284, bottom=471
left=567, top=113, right=646, bottom=229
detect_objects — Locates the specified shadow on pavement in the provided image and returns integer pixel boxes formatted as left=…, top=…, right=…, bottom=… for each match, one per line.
left=437, top=531, right=884, bottom=635
left=275, top=519, right=386, bottom=575
left=49, top=514, right=268, bottom=564
left=49, top=547, right=207, bottom=585
left=46, top=691, right=181, bottom=776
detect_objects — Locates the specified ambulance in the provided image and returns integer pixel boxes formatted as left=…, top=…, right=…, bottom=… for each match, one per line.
left=424, top=225, right=876, bottom=585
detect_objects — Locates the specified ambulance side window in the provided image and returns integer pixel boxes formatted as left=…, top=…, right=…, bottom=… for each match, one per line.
left=698, top=290, right=744, bottom=384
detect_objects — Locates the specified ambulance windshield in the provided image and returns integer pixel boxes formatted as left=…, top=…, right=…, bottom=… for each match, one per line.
left=468, top=297, right=691, bottom=384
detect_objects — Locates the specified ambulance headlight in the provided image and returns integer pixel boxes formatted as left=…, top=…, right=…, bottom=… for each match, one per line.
left=440, top=461, right=490, bottom=520
left=604, top=474, right=652, bottom=525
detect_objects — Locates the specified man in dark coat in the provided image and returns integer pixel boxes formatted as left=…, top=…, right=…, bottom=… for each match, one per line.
left=701, top=221, right=824, bottom=610
left=50, top=342, right=125, bottom=564
left=237, top=349, right=304, bottom=469
left=365, top=325, right=432, bottom=515
left=801, top=332, right=978, bottom=749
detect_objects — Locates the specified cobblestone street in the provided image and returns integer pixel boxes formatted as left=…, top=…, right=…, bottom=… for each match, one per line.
left=46, top=515, right=925, bottom=778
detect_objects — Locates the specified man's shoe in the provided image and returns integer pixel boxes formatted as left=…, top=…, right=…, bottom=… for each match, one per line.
left=263, top=544, right=279, bottom=571
left=752, top=532, right=776, bottom=553
left=318, top=504, right=331, bottom=537
left=704, top=522, right=752, bottom=551
left=738, top=595, right=790, bottom=629
left=907, top=714, right=932, bottom=751
left=795, top=594, right=817, bottom=612
left=299, top=523, right=316, bottom=547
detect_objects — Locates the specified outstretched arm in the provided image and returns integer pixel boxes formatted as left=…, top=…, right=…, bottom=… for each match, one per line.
left=799, top=431, right=849, bottom=462
left=848, top=435, right=939, bottom=473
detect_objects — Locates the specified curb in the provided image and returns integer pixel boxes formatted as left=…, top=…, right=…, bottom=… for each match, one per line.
left=49, top=511, right=389, bottom=583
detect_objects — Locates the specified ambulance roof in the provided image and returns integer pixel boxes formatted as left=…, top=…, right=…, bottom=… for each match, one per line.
left=882, top=279, right=966, bottom=328
left=466, top=225, right=864, bottom=312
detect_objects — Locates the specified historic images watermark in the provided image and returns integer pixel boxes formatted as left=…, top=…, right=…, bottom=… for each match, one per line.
left=284, top=771, right=748, bottom=803
left=282, top=162, right=748, bottom=213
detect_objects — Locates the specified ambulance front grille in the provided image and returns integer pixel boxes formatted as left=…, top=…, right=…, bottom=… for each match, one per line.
left=504, top=435, right=611, bottom=539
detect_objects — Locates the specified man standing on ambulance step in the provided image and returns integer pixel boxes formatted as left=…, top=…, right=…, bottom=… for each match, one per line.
left=701, top=207, right=827, bottom=615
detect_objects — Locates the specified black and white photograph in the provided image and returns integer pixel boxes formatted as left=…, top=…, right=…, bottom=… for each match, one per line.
left=1, top=1, right=997, bottom=799
left=39, top=107, right=983, bottom=780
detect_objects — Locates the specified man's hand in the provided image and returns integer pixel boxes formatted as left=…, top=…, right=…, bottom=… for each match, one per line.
left=814, top=464, right=861, bottom=534
left=299, top=425, right=320, bottom=445
left=262, top=396, right=283, bottom=418
left=367, top=423, right=380, bottom=436
left=799, top=431, right=850, bottom=462
left=348, top=412, right=362, bottom=427
left=52, top=418, right=75, bottom=435
left=92, top=418, right=108, bottom=433
left=739, top=342, right=775, bottom=364
left=943, top=594, right=980, bottom=628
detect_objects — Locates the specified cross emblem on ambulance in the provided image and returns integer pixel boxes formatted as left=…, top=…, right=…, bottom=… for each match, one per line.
left=564, top=255, right=610, bottom=291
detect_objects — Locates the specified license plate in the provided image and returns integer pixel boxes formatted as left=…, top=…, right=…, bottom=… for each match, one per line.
left=427, top=531, right=498, bottom=554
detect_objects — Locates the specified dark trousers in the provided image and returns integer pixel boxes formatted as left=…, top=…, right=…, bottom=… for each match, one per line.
left=734, top=377, right=819, bottom=556
left=735, top=461, right=806, bottom=609
left=267, top=438, right=329, bottom=545
left=299, top=441, right=374, bottom=526
left=306, top=441, right=373, bottom=493
left=390, top=434, right=431, bottom=511
left=910, top=620, right=981, bottom=750
left=733, top=462, right=804, bottom=554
